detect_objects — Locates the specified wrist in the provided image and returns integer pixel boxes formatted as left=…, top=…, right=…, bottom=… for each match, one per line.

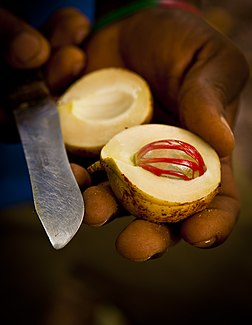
left=184, top=0, right=201, bottom=7
left=159, top=1, right=200, bottom=15
left=93, top=0, right=200, bottom=33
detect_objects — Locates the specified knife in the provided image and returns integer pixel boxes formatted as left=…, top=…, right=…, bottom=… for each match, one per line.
left=5, top=69, right=84, bottom=249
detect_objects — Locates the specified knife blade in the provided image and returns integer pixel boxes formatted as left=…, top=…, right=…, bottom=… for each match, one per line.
left=6, top=69, right=84, bottom=249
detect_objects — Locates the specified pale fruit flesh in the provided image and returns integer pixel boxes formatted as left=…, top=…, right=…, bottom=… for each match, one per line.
left=100, top=124, right=221, bottom=223
left=57, top=68, right=153, bottom=156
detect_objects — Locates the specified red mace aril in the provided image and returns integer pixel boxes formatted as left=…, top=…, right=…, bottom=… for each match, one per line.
left=134, top=139, right=207, bottom=180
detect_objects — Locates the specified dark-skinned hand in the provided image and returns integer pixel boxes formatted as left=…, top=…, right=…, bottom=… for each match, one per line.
left=81, top=6, right=249, bottom=261
left=0, top=6, right=249, bottom=262
left=0, top=7, right=90, bottom=141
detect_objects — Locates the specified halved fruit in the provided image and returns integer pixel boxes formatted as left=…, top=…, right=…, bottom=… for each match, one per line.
left=100, top=124, right=221, bottom=223
left=57, top=68, right=153, bottom=156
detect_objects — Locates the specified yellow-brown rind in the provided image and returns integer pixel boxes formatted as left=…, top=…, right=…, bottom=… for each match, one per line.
left=101, top=158, right=220, bottom=223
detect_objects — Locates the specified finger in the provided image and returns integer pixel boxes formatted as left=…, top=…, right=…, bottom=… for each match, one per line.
left=44, top=7, right=90, bottom=48
left=44, top=45, right=86, bottom=94
left=116, top=219, right=179, bottom=262
left=83, top=182, right=119, bottom=226
left=180, top=156, right=240, bottom=248
left=70, top=163, right=91, bottom=189
left=179, top=39, right=249, bottom=157
left=0, top=8, right=50, bottom=68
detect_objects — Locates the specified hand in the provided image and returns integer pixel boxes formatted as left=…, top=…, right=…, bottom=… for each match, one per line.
left=0, top=7, right=90, bottom=141
left=79, top=7, right=249, bottom=261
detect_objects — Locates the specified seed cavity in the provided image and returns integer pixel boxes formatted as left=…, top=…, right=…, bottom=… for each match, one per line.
left=134, top=139, right=206, bottom=181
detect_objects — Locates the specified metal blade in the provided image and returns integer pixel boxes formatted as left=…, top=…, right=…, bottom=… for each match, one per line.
left=14, top=99, right=84, bottom=249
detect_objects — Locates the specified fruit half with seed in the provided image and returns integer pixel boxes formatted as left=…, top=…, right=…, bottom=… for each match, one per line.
left=57, top=68, right=153, bottom=156
left=100, top=124, right=221, bottom=223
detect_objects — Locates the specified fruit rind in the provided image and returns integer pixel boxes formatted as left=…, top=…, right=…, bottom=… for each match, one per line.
left=100, top=124, right=221, bottom=223
left=101, top=157, right=219, bottom=223
left=57, top=67, right=153, bottom=157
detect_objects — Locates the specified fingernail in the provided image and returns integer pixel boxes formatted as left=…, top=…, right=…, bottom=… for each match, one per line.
left=193, top=237, right=216, bottom=248
left=11, top=31, right=41, bottom=63
left=150, top=252, right=165, bottom=260
left=220, top=115, right=234, bottom=139
left=74, top=27, right=89, bottom=44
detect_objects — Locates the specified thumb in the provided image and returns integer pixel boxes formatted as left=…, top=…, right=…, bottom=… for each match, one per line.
left=0, top=8, right=50, bottom=68
left=179, top=42, right=249, bottom=157
left=44, top=7, right=90, bottom=48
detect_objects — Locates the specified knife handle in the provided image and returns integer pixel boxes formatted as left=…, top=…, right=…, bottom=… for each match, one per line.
left=3, top=68, right=50, bottom=110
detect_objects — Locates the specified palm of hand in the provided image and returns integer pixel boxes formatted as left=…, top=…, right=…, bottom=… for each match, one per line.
left=79, top=9, right=248, bottom=261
